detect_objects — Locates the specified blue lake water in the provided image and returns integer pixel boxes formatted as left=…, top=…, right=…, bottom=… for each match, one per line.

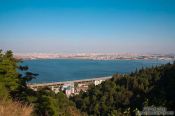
left=21, top=59, right=170, bottom=83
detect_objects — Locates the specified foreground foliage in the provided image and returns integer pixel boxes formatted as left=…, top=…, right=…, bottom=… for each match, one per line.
left=0, top=50, right=82, bottom=116
left=0, top=99, right=33, bottom=116
left=71, top=61, right=175, bottom=115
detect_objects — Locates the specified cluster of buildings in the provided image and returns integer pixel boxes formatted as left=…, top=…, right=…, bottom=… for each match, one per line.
left=15, top=53, right=175, bottom=61
left=28, top=76, right=112, bottom=97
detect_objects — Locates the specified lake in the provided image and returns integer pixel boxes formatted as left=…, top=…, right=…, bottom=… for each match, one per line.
left=21, top=59, right=170, bottom=83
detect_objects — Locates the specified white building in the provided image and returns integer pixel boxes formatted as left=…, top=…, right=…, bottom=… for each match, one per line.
left=94, top=80, right=104, bottom=86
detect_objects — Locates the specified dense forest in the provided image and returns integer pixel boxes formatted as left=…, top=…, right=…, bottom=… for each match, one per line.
left=71, top=60, right=175, bottom=115
left=0, top=50, right=175, bottom=116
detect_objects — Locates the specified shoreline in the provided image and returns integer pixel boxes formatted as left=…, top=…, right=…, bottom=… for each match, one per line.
left=14, top=53, right=175, bottom=61
left=18, top=57, right=174, bottom=61
left=28, top=76, right=112, bottom=86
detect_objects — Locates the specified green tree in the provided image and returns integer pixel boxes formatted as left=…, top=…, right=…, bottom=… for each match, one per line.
left=72, top=62, right=175, bottom=115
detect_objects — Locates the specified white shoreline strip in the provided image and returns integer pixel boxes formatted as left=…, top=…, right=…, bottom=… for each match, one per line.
left=28, top=76, right=112, bottom=87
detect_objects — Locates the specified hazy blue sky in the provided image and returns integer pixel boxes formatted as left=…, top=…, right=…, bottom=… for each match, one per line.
left=0, top=0, right=175, bottom=54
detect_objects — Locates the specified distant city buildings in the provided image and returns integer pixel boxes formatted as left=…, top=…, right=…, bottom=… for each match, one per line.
left=15, top=53, right=175, bottom=61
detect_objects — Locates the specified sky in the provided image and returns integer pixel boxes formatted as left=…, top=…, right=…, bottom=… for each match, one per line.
left=0, top=0, right=175, bottom=54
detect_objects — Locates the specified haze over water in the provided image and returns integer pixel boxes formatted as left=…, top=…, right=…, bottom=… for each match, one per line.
left=22, top=59, right=170, bottom=83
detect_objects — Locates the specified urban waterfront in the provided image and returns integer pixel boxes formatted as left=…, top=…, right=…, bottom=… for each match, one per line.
left=28, top=76, right=112, bottom=97
left=21, top=59, right=170, bottom=83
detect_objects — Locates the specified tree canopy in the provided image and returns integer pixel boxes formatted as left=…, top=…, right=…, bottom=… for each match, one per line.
left=71, top=62, right=175, bottom=115
left=0, top=50, right=83, bottom=116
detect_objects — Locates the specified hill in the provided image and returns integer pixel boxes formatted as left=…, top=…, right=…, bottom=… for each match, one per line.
left=71, top=62, right=175, bottom=115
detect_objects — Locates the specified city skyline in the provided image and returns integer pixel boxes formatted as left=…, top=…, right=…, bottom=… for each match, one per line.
left=0, top=0, right=175, bottom=54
